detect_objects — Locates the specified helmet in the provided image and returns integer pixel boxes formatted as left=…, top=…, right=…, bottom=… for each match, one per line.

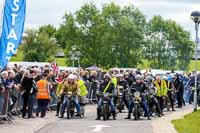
left=135, top=74, right=142, bottom=80
left=104, top=74, right=111, bottom=79
left=145, top=75, right=154, bottom=82
left=68, top=74, right=75, bottom=80
left=162, top=75, right=167, bottom=80
left=124, top=72, right=129, bottom=77
left=116, top=73, right=123, bottom=78
left=91, top=71, right=97, bottom=76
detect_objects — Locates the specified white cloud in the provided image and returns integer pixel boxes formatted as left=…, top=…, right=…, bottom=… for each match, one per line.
left=0, top=0, right=200, bottom=37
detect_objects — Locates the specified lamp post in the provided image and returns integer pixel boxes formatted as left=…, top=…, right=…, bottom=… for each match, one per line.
left=191, top=11, right=200, bottom=112
left=111, top=45, right=116, bottom=66
left=69, top=45, right=81, bottom=67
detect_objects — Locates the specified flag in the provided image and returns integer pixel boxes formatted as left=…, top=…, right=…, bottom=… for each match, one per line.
left=0, top=0, right=26, bottom=69
left=51, top=61, right=59, bottom=74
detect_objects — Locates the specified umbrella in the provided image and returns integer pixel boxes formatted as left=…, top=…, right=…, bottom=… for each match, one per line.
left=86, top=65, right=101, bottom=71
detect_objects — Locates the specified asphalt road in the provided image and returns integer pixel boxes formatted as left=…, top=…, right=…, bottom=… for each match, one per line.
left=35, top=105, right=154, bottom=133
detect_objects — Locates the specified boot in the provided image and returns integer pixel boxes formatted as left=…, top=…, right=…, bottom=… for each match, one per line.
left=96, top=109, right=101, bottom=120
left=112, top=111, right=116, bottom=120
left=125, top=113, right=131, bottom=119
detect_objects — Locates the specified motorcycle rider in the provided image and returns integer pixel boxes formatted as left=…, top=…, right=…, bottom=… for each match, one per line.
left=59, top=74, right=81, bottom=118
left=116, top=73, right=129, bottom=110
left=96, top=74, right=117, bottom=120
left=126, top=74, right=151, bottom=120
left=145, top=75, right=162, bottom=117
left=124, top=72, right=134, bottom=87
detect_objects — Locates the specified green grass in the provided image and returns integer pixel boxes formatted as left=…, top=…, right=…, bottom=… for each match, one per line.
left=9, top=49, right=200, bottom=69
left=10, top=49, right=67, bottom=66
left=54, top=58, right=66, bottom=66
left=188, top=60, right=200, bottom=71
left=172, top=110, right=200, bottom=133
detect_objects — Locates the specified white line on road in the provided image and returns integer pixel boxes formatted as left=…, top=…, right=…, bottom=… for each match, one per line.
left=89, top=125, right=111, bottom=132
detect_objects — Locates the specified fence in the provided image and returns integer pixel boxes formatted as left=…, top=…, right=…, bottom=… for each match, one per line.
left=0, top=90, right=13, bottom=123
left=86, top=82, right=98, bottom=104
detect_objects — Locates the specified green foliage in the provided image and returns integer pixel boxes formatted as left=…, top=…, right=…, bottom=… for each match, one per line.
left=56, top=3, right=147, bottom=68
left=21, top=29, right=58, bottom=62
left=172, top=110, right=200, bottom=133
left=14, top=2, right=194, bottom=70
left=39, top=24, right=56, bottom=37
left=144, top=16, right=194, bottom=70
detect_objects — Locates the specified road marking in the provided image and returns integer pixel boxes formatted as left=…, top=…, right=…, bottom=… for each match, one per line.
left=89, top=125, right=111, bottom=132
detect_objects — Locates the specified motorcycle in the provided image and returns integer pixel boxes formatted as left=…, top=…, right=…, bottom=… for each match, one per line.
left=98, top=92, right=112, bottom=121
left=117, top=86, right=128, bottom=113
left=133, top=91, right=143, bottom=120
left=147, top=88, right=161, bottom=117
left=66, top=92, right=76, bottom=119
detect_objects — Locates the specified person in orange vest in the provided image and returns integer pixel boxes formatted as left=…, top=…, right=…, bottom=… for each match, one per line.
left=36, top=72, right=51, bottom=118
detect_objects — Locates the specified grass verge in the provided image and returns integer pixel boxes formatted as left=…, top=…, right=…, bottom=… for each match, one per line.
left=172, top=110, right=200, bottom=133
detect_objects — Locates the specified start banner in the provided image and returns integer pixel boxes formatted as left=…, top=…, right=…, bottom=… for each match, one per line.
left=0, top=0, right=26, bottom=69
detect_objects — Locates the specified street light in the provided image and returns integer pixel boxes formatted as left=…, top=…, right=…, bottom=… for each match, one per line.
left=111, top=45, right=116, bottom=66
left=69, top=45, right=81, bottom=67
left=191, top=11, right=200, bottom=112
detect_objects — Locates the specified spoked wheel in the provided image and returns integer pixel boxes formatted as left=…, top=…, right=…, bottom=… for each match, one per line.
left=102, top=104, right=108, bottom=121
left=134, top=104, right=140, bottom=120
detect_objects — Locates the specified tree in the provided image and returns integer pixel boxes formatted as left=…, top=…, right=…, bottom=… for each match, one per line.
left=54, top=2, right=194, bottom=69
left=21, top=29, right=57, bottom=62
left=144, top=16, right=194, bottom=70
left=56, top=3, right=146, bottom=68
left=39, top=24, right=56, bottom=38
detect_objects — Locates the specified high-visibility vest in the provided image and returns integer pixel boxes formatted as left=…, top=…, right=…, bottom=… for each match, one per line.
left=37, top=80, right=50, bottom=99
left=56, top=82, right=64, bottom=96
left=112, top=77, right=117, bottom=88
left=154, top=80, right=168, bottom=97
left=78, top=80, right=88, bottom=97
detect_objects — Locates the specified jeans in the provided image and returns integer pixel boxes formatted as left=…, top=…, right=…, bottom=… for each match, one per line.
left=97, top=97, right=116, bottom=112
left=50, top=91, right=57, bottom=105
left=184, top=87, right=190, bottom=103
left=128, top=98, right=150, bottom=117
left=61, top=96, right=81, bottom=115
left=0, top=93, right=4, bottom=115
left=122, top=94, right=129, bottom=109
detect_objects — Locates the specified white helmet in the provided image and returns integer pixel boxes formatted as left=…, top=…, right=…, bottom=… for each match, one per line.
left=135, top=74, right=142, bottom=80
left=116, top=73, right=123, bottom=78
left=68, top=74, right=75, bottom=80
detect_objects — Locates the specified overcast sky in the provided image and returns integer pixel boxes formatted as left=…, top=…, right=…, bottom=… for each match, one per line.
left=0, top=0, right=200, bottom=36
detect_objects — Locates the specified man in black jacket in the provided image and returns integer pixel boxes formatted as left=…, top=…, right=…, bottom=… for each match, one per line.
left=173, top=74, right=184, bottom=108
left=96, top=74, right=116, bottom=120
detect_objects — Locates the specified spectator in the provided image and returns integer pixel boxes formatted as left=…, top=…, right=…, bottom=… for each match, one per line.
left=36, top=73, right=51, bottom=118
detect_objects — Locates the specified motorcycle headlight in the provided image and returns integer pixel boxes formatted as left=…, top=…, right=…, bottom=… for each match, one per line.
left=134, top=91, right=140, bottom=97
left=119, top=92, right=123, bottom=95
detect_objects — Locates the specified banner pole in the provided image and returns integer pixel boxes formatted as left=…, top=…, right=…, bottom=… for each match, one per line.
left=0, top=0, right=6, bottom=37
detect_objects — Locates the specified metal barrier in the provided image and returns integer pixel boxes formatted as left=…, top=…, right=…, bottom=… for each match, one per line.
left=87, top=82, right=98, bottom=104
left=0, top=90, right=13, bottom=123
